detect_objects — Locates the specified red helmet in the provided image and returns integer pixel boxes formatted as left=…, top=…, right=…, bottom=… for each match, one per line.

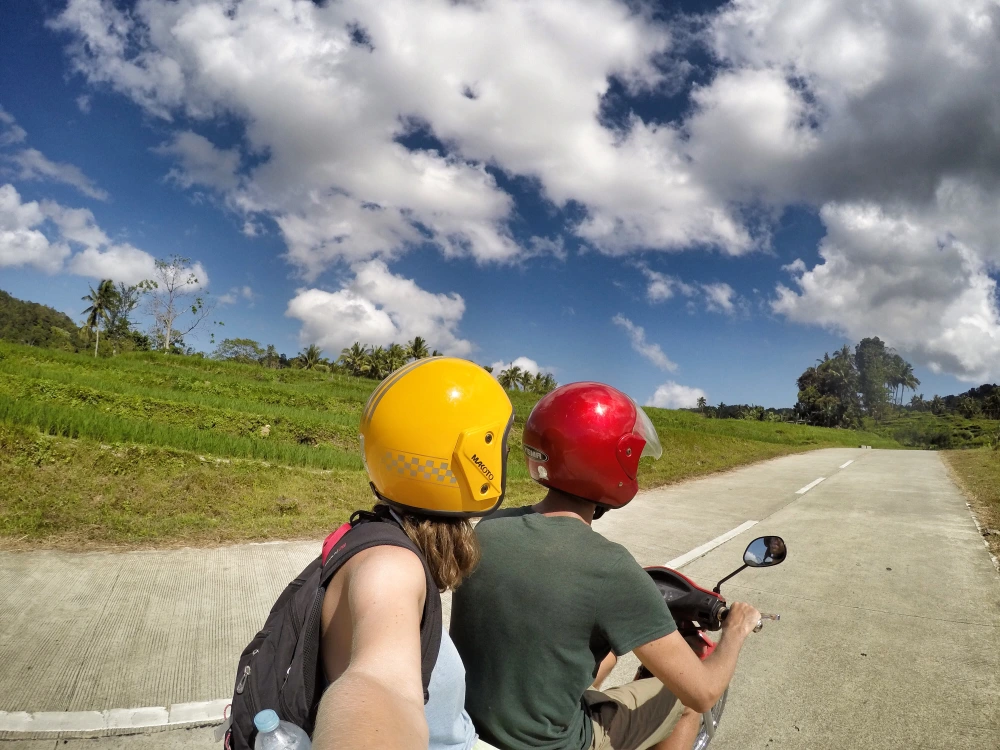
left=522, top=382, right=663, bottom=509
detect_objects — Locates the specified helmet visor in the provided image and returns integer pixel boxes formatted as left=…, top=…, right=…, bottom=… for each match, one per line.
left=632, top=402, right=662, bottom=460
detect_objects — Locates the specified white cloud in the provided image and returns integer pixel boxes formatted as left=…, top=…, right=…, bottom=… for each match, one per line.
left=0, top=106, right=27, bottom=146
left=286, top=259, right=471, bottom=356
left=489, top=356, right=552, bottom=376
left=76, top=95, right=91, bottom=113
left=66, top=244, right=160, bottom=283
left=219, top=285, right=255, bottom=305
left=702, top=282, right=736, bottom=315
left=0, top=184, right=71, bottom=272
left=773, top=195, right=1000, bottom=382
left=611, top=313, right=677, bottom=371
left=0, top=182, right=202, bottom=286
left=645, top=381, right=707, bottom=409
left=49, top=0, right=752, bottom=280
left=9, top=148, right=109, bottom=201
left=641, top=266, right=697, bottom=303
left=47, top=0, right=1000, bottom=380
left=154, top=131, right=241, bottom=192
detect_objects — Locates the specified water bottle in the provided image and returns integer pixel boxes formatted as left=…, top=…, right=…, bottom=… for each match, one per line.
left=253, top=709, right=311, bottom=750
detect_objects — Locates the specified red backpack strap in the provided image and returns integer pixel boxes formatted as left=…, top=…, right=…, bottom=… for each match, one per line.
left=321, top=523, right=352, bottom=565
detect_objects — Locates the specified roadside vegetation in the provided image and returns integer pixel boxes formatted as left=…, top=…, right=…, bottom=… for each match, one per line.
left=0, top=341, right=900, bottom=549
left=942, top=448, right=1000, bottom=562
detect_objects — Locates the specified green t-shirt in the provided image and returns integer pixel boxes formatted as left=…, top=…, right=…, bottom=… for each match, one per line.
left=450, top=507, right=676, bottom=750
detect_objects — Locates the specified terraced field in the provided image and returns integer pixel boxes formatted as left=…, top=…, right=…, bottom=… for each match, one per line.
left=0, top=342, right=900, bottom=548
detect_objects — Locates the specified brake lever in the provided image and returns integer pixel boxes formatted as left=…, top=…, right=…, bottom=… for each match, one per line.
left=753, top=612, right=780, bottom=633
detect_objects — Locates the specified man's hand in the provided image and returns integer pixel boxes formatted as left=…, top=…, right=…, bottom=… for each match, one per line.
left=721, top=601, right=761, bottom=639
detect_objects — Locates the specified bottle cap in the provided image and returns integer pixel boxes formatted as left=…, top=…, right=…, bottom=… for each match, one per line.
left=253, top=709, right=280, bottom=733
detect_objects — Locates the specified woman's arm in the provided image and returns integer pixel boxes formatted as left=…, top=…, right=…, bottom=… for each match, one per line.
left=312, top=545, right=429, bottom=750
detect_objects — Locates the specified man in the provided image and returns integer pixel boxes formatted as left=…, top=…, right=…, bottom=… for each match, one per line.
left=451, top=382, right=761, bottom=750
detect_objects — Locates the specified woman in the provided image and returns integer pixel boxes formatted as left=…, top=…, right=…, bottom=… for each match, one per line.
left=312, top=357, right=510, bottom=750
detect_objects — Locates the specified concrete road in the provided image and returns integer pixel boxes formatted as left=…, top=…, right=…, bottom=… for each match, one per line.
left=2, top=448, right=998, bottom=748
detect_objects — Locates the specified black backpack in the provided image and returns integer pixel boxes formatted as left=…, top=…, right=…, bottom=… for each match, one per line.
left=223, top=509, right=442, bottom=749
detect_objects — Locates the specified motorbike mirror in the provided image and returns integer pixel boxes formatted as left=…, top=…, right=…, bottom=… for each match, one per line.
left=743, top=536, right=787, bottom=568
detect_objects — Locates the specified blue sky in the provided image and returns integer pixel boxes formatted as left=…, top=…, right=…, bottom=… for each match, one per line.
left=3, top=0, right=1000, bottom=409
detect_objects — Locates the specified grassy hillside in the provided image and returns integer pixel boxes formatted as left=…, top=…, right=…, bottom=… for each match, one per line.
left=0, top=342, right=899, bottom=549
left=869, top=411, right=1000, bottom=449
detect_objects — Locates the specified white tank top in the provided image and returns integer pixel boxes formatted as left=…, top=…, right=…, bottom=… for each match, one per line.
left=425, top=625, right=478, bottom=750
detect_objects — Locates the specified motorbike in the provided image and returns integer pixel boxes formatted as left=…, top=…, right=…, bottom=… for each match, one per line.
left=638, top=535, right=787, bottom=749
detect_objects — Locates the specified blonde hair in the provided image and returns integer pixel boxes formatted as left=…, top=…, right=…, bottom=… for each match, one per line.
left=375, top=504, right=481, bottom=591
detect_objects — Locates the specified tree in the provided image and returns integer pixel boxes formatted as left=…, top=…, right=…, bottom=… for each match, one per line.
left=386, top=343, right=408, bottom=373
left=498, top=366, right=521, bottom=390
left=482, top=364, right=494, bottom=374
left=930, top=395, right=945, bottom=415
left=794, top=345, right=861, bottom=428
left=406, top=336, right=430, bottom=360
left=909, top=394, right=926, bottom=412
left=81, top=279, right=117, bottom=357
left=339, top=342, right=370, bottom=377
left=855, top=337, right=891, bottom=421
left=296, top=344, right=327, bottom=371
left=144, top=256, right=216, bottom=353
left=696, top=396, right=707, bottom=413
left=213, top=338, right=265, bottom=363
left=261, top=345, right=282, bottom=369
left=102, top=281, right=145, bottom=356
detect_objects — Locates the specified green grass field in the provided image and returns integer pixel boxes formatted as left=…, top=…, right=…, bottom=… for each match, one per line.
left=0, top=342, right=900, bottom=549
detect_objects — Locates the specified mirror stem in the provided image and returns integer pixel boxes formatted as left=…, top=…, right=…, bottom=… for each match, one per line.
left=713, top=564, right=748, bottom=594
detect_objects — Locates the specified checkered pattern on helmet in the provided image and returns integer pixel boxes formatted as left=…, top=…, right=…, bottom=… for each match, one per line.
left=383, top=451, right=458, bottom=484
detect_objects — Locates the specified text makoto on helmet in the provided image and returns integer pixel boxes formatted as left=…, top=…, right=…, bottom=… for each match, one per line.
left=522, top=382, right=662, bottom=509
left=360, top=357, right=514, bottom=518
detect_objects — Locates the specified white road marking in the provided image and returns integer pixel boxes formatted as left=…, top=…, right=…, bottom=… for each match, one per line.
left=796, top=477, right=825, bottom=495
left=665, top=520, right=759, bottom=569
left=840, top=460, right=854, bottom=469
left=0, top=699, right=229, bottom=734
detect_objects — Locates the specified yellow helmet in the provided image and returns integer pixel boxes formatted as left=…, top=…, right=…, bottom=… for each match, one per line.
left=360, top=357, right=514, bottom=517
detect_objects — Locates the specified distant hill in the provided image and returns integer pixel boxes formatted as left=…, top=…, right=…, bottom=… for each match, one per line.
left=0, top=289, right=84, bottom=351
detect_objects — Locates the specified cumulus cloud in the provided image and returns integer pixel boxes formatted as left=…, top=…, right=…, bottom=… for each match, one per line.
left=0, top=182, right=194, bottom=286
left=773, top=195, right=1000, bottom=382
left=154, top=131, right=241, bottom=192
left=0, top=184, right=71, bottom=272
left=611, top=314, right=677, bottom=371
left=645, top=381, right=707, bottom=409
left=286, top=260, right=471, bottom=356
left=47, top=0, right=1000, bottom=380
left=49, top=0, right=753, bottom=280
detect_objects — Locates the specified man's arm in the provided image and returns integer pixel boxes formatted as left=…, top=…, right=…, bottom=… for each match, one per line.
left=633, top=601, right=760, bottom=713
left=312, top=546, right=429, bottom=750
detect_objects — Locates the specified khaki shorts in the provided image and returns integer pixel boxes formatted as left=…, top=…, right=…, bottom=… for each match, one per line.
left=583, top=678, right=684, bottom=750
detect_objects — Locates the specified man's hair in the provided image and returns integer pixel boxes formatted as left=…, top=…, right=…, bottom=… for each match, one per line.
left=374, top=503, right=481, bottom=591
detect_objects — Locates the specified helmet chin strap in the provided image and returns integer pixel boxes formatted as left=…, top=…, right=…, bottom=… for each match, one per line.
left=386, top=506, right=407, bottom=527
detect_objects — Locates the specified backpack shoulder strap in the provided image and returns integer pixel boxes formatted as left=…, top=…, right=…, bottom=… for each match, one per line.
left=318, top=514, right=442, bottom=702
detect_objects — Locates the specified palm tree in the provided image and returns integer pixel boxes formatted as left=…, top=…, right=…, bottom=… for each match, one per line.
left=339, top=342, right=369, bottom=376
left=696, top=396, right=707, bottom=413
left=517, top=369, right=533, bottom=391
left=386, top=343, right=408, bottom=373
left=81, top=279, right=117, bottom=358
left=406, top=336, right=430, bottom=360
left=431, top=349, right=443, bottom=357
left=297, top=344, right=324, bottom=370
left=498, top=366, right=520, bottom=390
left=368, top=346, right=390, bottom=380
